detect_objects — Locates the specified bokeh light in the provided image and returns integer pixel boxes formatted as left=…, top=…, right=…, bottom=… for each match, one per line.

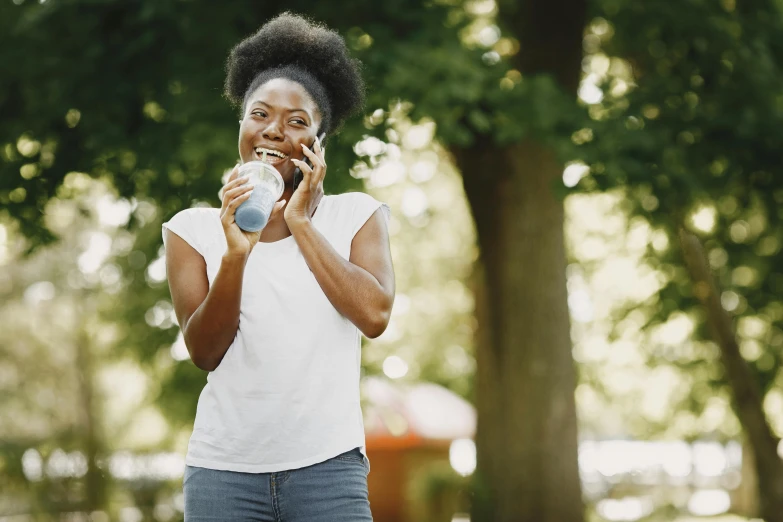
left=449, top=439, right=476, bottom=476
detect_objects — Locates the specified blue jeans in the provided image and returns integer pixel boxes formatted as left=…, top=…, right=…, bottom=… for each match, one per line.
left=183, top=447, right=372, bottom=521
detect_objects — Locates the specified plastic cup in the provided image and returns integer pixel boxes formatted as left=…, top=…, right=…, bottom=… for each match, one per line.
left=234, top=161, right=284, bottom=232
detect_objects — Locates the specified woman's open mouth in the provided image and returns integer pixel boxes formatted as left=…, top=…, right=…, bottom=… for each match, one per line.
left=254, top=147, right=288, bottom=165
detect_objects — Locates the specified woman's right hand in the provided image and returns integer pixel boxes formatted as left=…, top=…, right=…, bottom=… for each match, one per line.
left=219, top=166, right=260, bottom=259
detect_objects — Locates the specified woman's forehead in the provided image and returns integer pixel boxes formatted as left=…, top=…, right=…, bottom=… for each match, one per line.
left=248, top=78, right=318, bottom=112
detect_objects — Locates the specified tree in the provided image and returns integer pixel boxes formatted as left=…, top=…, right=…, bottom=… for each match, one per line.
left=459, top=2, right=588, bottom=519
left=371, top=1, right=589, bottom=518
left=573, top=1, right=783, bottom=519
left=0, top=178, right=144, bottom=517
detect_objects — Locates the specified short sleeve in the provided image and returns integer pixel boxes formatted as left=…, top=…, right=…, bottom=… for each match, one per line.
left=162, top=208, right=208, bottom=257
left=349, top=192, right=391, bottom=238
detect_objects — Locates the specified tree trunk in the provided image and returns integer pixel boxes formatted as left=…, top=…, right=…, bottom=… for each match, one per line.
left=679, top=229, right=783, bottom=522
left=731, top=438, right=760, bottom=517
left=454, top=138, right=583, bottom=522
left=452, top=1, right=587, bottom=520
left=76, top=306, right=107, bottom=512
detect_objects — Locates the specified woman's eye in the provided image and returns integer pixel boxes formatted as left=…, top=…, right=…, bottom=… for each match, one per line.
left=291, top=119, right=306, bottom=125
left=252, top=111, right=266, bottom=118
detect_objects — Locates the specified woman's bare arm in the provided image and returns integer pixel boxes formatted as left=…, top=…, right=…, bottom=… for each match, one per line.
left=166, top=231, right=250, bottom=371
left=164, top=167, right=289, bottom=371
left=289, top=208, right=395, bottom=338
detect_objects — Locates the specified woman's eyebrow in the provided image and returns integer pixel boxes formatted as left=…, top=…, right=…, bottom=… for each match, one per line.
left=250, top=101, right=310, bottom=116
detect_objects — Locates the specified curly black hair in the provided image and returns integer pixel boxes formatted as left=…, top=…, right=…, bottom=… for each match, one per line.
left=224, top=13, right=365, bottom=136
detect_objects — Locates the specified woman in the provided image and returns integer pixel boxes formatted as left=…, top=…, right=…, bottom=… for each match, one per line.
left=162, top=13, right=394, bottom=521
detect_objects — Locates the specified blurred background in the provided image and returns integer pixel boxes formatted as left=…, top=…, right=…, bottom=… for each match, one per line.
left=2, top=0, right=783, bottom=521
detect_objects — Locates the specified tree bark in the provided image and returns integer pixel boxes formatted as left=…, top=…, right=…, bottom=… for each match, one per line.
left=451, top=1, right=587, bottom=520
left=731, top=438, right=760, bottom=517
left=454, top=138, right=583, bottom=522
left=76, top=305, right=107, bottom=512
left=679, top=229, right=783, bottom=522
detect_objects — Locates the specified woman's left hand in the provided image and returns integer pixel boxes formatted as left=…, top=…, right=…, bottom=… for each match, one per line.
left=285, top=136, right=325, bottom=226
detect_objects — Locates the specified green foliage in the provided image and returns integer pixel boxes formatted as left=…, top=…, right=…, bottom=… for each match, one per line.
left=571, top=0, right=783, bottom=433
left=0, top=0, right=585, bottom=249
left=0, top=0, right=471, bottom=247
left=407, top=459, right=471, bottom=522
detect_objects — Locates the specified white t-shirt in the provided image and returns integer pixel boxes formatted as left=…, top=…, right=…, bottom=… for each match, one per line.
left=162, top=192, right=390, bottom=473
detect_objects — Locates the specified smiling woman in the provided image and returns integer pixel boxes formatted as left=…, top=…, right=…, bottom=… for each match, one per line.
left=160, top=12, right=394, bottom=522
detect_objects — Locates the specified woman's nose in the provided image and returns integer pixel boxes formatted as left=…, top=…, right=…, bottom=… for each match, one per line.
left=262, top=120, right=284, bottom=141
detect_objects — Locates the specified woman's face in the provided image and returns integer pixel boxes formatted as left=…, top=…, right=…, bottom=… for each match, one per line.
left=239, top=78, right=322, bottom=183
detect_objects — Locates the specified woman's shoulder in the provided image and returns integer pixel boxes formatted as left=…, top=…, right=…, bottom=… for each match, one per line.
left=325, top=191, right=383, bottom=210
left=324, top=192, right=390, bottom=238
left=171, top=206, right=221, bottom=219
left=162, top=206, right=222, bottom=255
left=166, top=206, right=221, bottom=228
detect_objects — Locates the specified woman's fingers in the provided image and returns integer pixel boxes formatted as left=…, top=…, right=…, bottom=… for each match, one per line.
left=227, top=164, right=240, bottom=183
left=224, top=183, right=253, bottom=201
left=300, top=143, right=326, bottom=189
left=221, top=193, right=252, bottom=226
left=221, top=178, right=250, bottom=207
left=291, top=158, right=313, bottom=188
left=272, top=199, right=287, bottom=216
left=314, top=136, right=326, bottom=165
left=301, top=143, right=324, bottom=170
left=224, top=175, right=250, bottom=193
left=228, top=190, right=253, bottom=211
left=219, top=165, right=240, bottom=199
left=312, top=139, right=326, bottom=187
left=220, top=183, right=253, bottom=221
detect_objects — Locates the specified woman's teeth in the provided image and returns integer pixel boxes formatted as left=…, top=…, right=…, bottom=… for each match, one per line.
left=254, top=148, right=288, bottom=163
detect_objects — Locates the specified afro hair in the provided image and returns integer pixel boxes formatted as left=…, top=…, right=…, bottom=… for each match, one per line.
left=224, top=13, right=365, bottom=136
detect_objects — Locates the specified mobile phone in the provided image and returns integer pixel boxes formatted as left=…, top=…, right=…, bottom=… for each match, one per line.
left=293, top=132, right=327, bottom=191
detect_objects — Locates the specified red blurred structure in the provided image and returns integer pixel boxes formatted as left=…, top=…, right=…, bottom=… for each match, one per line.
left=362, top=377, right=476, bottom=522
